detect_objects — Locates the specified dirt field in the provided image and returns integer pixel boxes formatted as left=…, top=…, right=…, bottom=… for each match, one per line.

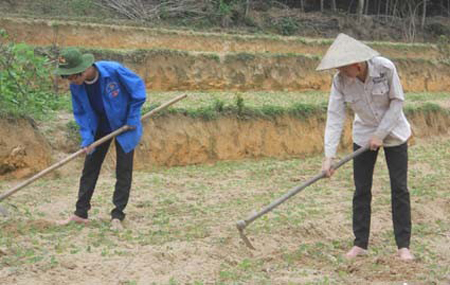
left=0, top=135, right=449, bottom=284
left=1, top=11, right=450, bottom=285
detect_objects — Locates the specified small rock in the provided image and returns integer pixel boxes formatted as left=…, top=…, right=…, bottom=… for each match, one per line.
left=0, top=248, right=7, bottom=256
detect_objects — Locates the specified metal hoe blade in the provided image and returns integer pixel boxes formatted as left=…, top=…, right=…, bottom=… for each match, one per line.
left=236, top=220, right=255, bottom=250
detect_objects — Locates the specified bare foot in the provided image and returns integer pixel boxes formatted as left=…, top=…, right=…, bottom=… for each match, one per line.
left=110, top=218, right=123, bottom=231
left=398, top=248, right=414, bottom=261
left=345, top=246, right=368, bottom=259
left=57, top=215, right=88, bottom=226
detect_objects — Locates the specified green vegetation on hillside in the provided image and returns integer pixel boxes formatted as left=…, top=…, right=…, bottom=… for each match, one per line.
left=0, top=30, right=68, bottom=119
left=3, top=0, right=450, bottom=42
left=76, top=45, right=443, bottom=63
left=144, top=91, right=450, bottom=120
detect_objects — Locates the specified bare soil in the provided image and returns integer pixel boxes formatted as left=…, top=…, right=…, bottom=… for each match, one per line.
left=0, top=135, right=449, bottom=284
left=1, top=10, right=449, bottom=284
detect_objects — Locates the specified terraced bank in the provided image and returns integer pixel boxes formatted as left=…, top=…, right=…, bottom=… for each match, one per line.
left=2, top=16, right=450, bottom=178
left=2, top=92, right=450, bottom=179
left=70, top=48, right=450, bottom=92
left=3, top=16, right=450, bottom=92
left=0, top=17, right=441, bottom=59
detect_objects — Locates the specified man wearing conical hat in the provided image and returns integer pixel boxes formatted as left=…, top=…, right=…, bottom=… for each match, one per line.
left=318, top=34, right=413, bottom=261
left=55, top=47, right=146, bottom=230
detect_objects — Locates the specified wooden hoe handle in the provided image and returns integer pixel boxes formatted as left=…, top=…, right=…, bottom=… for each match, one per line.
left=0, top=94, right=187, bottom=202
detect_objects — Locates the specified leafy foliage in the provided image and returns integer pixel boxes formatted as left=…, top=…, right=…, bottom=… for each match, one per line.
left=3, top=0, right=450, bottom=41
left=436, top=35, right=450, bottom=61
left=0, top=30, right=64, bottom=119
left=274, top=17, right=299, bottom=36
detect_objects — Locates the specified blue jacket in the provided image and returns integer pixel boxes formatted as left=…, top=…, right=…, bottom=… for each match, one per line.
left=70, top=61, right=146, bottom=153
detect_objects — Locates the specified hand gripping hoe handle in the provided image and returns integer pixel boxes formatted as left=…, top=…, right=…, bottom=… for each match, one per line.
left=0, top=94, right=187, bottom=216
left=236, top=145, right=370, bottom=250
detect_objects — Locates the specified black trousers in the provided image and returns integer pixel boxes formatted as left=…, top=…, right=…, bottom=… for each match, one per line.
left=74, top=132, right=134, bottom=221
left=352, top=142, right=411, bottom=249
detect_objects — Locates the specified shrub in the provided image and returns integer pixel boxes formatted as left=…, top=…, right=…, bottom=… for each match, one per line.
left=0, top=29, right=61, bottom=119
left=274, top=18, right=299, bottom=36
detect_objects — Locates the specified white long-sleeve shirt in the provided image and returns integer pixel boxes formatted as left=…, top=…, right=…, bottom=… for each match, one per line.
left=324, top=56, right=411, bottom=158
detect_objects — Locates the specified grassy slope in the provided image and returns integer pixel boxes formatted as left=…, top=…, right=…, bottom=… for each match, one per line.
left=147, top=91, right=450, bottom=109
left=144, top=91, right=450, bottom=119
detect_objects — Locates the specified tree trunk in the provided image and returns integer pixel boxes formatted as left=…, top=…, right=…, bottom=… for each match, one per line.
left=300, top=0, right=305, bottom=12
left=377, top=0, right=382, bottom=17
left=406, top=1, right=417, bottom=42
left=245, top=0, right=250, bottom=17
left=364, top=0, right=369, bottom=15
left=392, top=0, right=398, bottom=17
left=347, top=0, right=354, bottom=14
left=330, top=0, right=337, bottom=12
left=320, top=0, right=324, bottom=12
left=357, top=0, right=364, bottom=18
left=422, top=0, right=427, bottom=28
left=385, top=0, right=390, bottom=16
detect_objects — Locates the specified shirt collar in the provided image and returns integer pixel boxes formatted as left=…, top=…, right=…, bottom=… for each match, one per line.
left=337, top=58, right=379, bottom=85
left=93, top=62, right=111, bottom=79
left=367, top=58, right=380, bottom=78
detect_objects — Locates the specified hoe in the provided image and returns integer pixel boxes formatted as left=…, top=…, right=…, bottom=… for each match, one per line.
left=0, top=94, right=187, bottom=216
left=236, top=145, right=369, bottom=250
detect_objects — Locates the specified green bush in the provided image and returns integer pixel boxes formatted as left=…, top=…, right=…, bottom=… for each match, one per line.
left=213, top=98, right=225, bottom=112
left=235, top=93, right=245, bottom=115
left=274, top=18, right=299, bottom=36
left=0, top=29, right=62, bottom=119
left=437, top=35, right=450, bottom=61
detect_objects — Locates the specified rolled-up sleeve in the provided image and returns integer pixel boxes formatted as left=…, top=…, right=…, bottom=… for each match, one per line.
left=324, top=78, right=346, bottom=158
left=373, top=65, right=404, bottom=140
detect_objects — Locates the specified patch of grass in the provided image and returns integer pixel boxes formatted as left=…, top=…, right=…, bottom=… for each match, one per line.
left=65, top=120, right=80, bottom=144
left=144, top=91, right=329, bottom=120
left=218, top=258, right=269, bottom=283
left=405, top=102, right=450, bottom=116
left=146, top=90, right=450, bottom=121
left=147, top=91, right=450, bottom=119
left=224, top=52, right=257, bottom=63
left=370, top=41, right=436, bottom=50
left=406, top=92, right=450, bottom=102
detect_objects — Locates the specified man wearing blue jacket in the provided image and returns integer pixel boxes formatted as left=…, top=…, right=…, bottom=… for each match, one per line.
left=55, top=47, right=146, bottom=229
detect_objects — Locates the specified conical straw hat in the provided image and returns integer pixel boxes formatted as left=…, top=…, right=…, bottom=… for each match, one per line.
left=316, top=33, right=380, bottom=71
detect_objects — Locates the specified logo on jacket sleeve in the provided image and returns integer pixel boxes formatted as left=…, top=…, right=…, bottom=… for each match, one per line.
left=106, top=82, right=120, bottom=98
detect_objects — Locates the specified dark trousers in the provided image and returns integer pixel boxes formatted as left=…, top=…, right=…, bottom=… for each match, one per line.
left=352, top=142, right=411, bottom=249
left=74, top=132, right=134, bottom=221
